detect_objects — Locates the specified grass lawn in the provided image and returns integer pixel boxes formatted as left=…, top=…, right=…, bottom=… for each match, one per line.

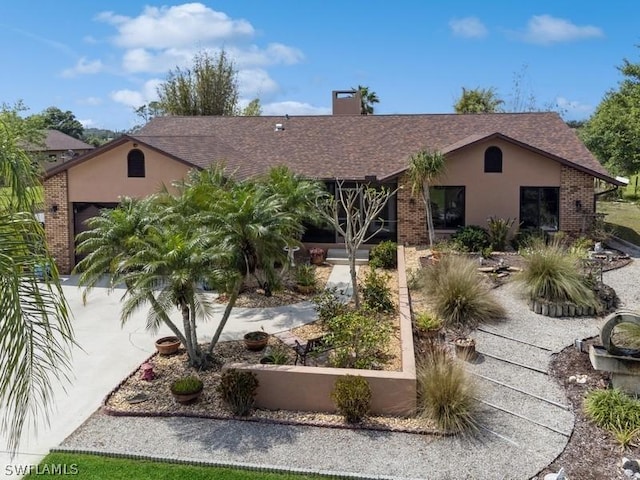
left=24, top=453, right=326, bottom=479
left=597, top=200, right=640, bottom=245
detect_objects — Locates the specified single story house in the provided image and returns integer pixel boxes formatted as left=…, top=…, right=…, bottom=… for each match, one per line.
left=28, top=129, right=94, bottom=171
left=43, top=91, right=622, bottom=274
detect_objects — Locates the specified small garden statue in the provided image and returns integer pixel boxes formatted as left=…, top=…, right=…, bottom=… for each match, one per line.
left=140, top=362, right=155, bottom=381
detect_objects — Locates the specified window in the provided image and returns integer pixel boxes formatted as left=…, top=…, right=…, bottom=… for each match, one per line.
left=520, top=187, right=559, bottom=231
left=127, top=149, right=145, bottom=177
left=484, top=146, right=502, bottom=173
left=430, top=186, right=465, bottom=229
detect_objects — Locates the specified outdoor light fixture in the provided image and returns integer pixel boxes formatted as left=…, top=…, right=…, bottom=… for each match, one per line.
left=50, top=204, right=59, bottom=214
left=575, top=200, right=582, bottom=212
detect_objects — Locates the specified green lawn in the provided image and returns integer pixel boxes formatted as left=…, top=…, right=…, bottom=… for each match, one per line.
left=24, top=453, right=326, bottom=479
left=597, top=200, right=640, bottom=245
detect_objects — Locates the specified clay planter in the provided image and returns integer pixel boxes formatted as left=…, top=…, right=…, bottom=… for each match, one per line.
left=244, top=331, right=269, bottom=351
left=170, top=386, right=203, bottom=405
left=454, top=337, right=477, bottom=361
left=155, top=336, right=180, bottom=355
left=309, top=248, right=325, bottom=265
left=296, top=284, right=315, bottom=294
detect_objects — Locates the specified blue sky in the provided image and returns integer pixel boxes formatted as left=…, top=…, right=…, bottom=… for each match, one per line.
left=1, top=1, right=638, bottom=130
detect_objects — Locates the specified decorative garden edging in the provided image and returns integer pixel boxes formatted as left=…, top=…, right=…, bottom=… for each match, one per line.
left=530, top=300, right=597, bottom=318
left=224, top=245, right=417, bottom=416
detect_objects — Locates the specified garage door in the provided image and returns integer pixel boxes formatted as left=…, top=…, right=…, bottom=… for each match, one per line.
left=73, top=202, right=118, bottom=264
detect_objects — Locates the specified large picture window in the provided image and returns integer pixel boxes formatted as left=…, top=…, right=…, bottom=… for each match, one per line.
left=430, top=186, right=465, bottom=229
left=520, top=187, right=559, bottom=231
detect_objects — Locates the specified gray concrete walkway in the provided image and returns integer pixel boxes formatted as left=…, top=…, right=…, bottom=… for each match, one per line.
left=20, top=248, right=640, bottom=479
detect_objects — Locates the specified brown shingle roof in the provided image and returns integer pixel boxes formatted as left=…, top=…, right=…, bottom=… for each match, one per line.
left=131, top=113, right=618, bottom=183
left=33, top=129, right=94, bottom=152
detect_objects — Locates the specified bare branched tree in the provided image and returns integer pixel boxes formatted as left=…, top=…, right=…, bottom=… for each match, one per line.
left=319, top=181, right=398, bottom=308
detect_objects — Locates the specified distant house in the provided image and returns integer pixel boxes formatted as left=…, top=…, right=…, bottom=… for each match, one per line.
left=28, top=129, right=94, bottom=171
left=43, top=91, right=623, bottom=274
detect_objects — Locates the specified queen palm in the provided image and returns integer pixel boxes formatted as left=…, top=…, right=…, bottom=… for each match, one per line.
left=408, top=149, right=446, bottom=248
left=0, top=105, right=74, bottom=453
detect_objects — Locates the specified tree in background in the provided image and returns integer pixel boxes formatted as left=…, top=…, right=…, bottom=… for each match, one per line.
left=33, top=106, right=84, bottom=139
left=241, top=98, right=262, bottom=116
left=0, top=103, right=74, bottom=453
left=157, top=49, right=239, bottom=116
left=355, top=85, right=380, bottom=115
left=581, top=51, right=640, bottom=175
left=134, top=101, right=164, bottom=123
left=408, top=149, right=446, bottom=248
left=453, top=87, right=504, bottom=113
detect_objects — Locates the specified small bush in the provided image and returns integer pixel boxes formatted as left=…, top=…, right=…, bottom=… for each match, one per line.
left=171, top=376, right=203, bottom=395
left=417, top=345, right=478, bottom=433
left=517, top=237, right=599, bottom=308
left=327, top=310, right=392, bottom=369
left=295, top=264, right=316, bottom=287
left=451, top=225, right=490, bottom=253
left=414, top=311, right=441, bottom=331
left=361, top=268, right=394, bottom=313
left=216, top=369, right=259, bottom=416
left=584, top=388, right=640, bottom=447
left=510, top=228, right=545, bottom=251
left=486, top=217, right=515, bottom=251
left=369, top=241, right=397, bottom=269
left=331, top=375, right=372, bottom=423
left=312, top=287, right=348, bottom=323
left=420, top=255, right=505, bottom=333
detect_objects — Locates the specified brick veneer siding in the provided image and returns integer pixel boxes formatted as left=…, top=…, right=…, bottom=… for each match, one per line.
left=44, top=172, right=72, bottom=274
left=397, top=173, right=428, bottom=245
left=559, top=165, right=595, bottom=235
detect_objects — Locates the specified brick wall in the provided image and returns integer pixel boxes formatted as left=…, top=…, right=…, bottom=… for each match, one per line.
left=559, top=165, right=595, bottom=235
left=397, top=173, right=428, bottom=245
left=44, top=172, right=72, bottom=274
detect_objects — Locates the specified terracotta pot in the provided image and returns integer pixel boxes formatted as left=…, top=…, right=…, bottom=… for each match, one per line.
left=244, top=331, right=269, bottom=351
left=155, top=336, right=180, bottom=355
left=310, top=255, right=324, bottom=266
left=170, top=387, right=203, bottom=405
left=296, top=284, right=315, bottom=294
left=454, top=337, right=477, bottom=361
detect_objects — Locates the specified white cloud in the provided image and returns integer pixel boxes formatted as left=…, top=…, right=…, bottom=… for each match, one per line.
left=111, top=79, right=162, bottom=107
left=77, top=96, right=103, bottom=106
left=449, top=17, right=488, bottom=39
left=237, top=69, right=279, bottom=96
left=83, top=35, right=98, bottom=44
left=556, top=97, right=593, bottom=115
left=61, top=57, right=104, bottom=77
left=97, top=3, right=253, bottom=49
left=262, top=101, right=330, bottom=116
left=78, top=119, right=95, bottom=127
left=520, top=15, right=603, bottom=45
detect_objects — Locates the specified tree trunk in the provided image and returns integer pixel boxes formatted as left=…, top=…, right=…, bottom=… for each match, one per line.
left=349, top=248, right=359, bottom=309
left=207, top=279, right=242, bottom=356
left=423, top=184, right=435, bottom=247
left=180, top=301, right=203, bottom=367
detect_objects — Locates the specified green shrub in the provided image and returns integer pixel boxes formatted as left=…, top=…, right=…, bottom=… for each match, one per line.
left=584, top=388, right=640, bottom=447
left=420, top=255, right=505, bottom=333
left=451, top=225, right=490, bottom=252
left=170, top=376, right=203, bottom=394
left=414, top=311, right=441, bottom=331
left=312, top=287, right=348, bottom=323
left=369, top=241, right=397, bottom=269
left=361, top=268, right=394, bottom=313
left=331, top=375, right=372, bottom=423
left=216, top=369, right=259, bottom=416
left=510, top=228, right=544, bottom=251
left=417, top=345, right=478, bottom=433
left=486, top=217, right=515, bottom=251
left=326, top=310, right=392, bottom=369
left=295, top=264, right=316, bottom=287
left=517, top=237, right=599, bottom=308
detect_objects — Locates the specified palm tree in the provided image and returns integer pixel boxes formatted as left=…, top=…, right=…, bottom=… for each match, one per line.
left=0, top=104, right=74, bottom=453
left=408, top=150, right=446, bottom=247
left=355, top=85, right=380, bottom=115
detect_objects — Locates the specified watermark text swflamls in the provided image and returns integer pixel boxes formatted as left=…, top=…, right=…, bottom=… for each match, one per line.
left=5, top=463, right=79, bottom=476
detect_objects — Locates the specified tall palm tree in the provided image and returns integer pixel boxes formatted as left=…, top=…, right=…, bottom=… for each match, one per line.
left=355, top=85, right=380, bottom=115
left=408, top=150, right=446, bottom=247
left=0, top=105, right=74, bottom=453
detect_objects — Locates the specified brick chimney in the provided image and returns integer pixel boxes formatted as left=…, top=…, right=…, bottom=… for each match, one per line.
left=332, top=90, right=362, bottom=115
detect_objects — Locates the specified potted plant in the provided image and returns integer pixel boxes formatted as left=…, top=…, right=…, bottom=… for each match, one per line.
left=155, top=336, right=180, bottom=355
left=170, top=376, right=203, bottom=405
left=309, top=247, right=326, bottom=265
left=243, top=330, right=269, bottom=351
left=295, top=264, right=317, bottom=294
left=454, top=336, right=477, bottom=361
left=414, top=311, right=443, bottom=341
